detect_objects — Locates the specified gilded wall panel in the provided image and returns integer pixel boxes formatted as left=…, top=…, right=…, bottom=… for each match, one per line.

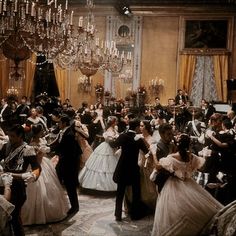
left=141, top=16, right=179, bottom=106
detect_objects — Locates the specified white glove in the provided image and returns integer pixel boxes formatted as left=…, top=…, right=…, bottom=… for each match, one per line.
left=0, top=164, right=3, bottom=173
left=39, top=145, right=50, bottom=154
left=217, top=172, right=226, bottom=183
left=134, top=134, right=143, bottom=141
left=22, top=172, right=36, bottom=183
left=205, top=130, right=215, bottom=138
left=1, top=173, right=13, bottom=187
left=169, top=118, right=174, bottom=124
left=150, top=169, right=157, bottom=182
left=202, top=147, right=212, bottom=157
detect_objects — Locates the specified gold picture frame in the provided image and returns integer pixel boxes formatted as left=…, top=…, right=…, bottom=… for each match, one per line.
left=179, top=16, right=234, bottom=54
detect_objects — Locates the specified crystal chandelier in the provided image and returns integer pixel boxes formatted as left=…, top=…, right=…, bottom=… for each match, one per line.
left=0, top=0, right=72, bottom=61
left=55, top=0, right=132, bottom=77
left=75, top=0, right=103, bottom=78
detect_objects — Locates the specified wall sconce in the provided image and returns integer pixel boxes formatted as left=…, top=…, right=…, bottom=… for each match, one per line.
left=78, top=75, right=92, bottom=93
left=149, top=77, right=164, bottom=96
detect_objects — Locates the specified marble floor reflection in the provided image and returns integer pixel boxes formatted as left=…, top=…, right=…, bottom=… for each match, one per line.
left=24, top=189, right=154, bottom=236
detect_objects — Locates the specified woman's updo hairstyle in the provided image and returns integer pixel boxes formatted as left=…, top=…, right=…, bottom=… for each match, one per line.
left=142, top=120, right=153, bottom=136
left=177, top=134, right=191, bottom=162
left=106, top=116, right=117, bottom=129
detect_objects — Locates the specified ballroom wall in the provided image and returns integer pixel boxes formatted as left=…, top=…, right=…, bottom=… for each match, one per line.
left=141, top=16, right=179, bottom=105
left=66, top=5, right=236, bottom=108
left=67, top=14, right=181, bottom=108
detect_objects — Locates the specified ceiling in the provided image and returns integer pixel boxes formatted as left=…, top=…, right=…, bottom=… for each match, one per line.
left=65, top=0, right=236, bottom=6
left=58, top=0, right=236, bottom=16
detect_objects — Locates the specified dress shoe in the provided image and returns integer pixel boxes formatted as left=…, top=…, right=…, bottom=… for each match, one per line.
left=67, top=207, right=79, bottom=216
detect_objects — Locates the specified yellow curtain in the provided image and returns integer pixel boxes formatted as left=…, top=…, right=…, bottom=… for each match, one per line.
left=24, top=53, right=37, bottom=99
left=213, top=55, right=228, bottom=102
left=0, top=54, right=10, bottom=98
left=53, top=63, right=67, bottom=102
left=178, top=54, right=196, bottom=95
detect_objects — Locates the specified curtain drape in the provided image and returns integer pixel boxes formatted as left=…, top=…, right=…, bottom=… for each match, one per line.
left=53, top=63, right=67, bottom=102
left=24, top=53, right=37, bottom=99
left=178, top=54, right=196, bottom=95
left=0, top=53, right=36, bottom=99
left=213, top=55, right=228, bottom=102
left=179, top=54, right=228, bottom=104
left=0, top=54, right=9, bottom=98
left=190, top=56, right=218, bottom=106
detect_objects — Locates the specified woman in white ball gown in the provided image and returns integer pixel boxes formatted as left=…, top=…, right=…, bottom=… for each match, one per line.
left=79, top=116, right=120, bottom=191
left=21, top=124, right=69, bottom=225
left=151, top=134, right=223, bottom=236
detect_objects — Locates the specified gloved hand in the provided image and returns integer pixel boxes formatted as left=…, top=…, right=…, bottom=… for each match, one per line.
left=0, top=163, right=3, bottom=172
left=39, top=145, right=50, bottom=154
left=205, top=130, right=215, bottom=138
left=22, top=172, right=36, bottom=183
left=134, top=134, right=143, bottom=141
left=150, top=169, right=158, bottom=182
left=1, top=173, right=13, bottom=187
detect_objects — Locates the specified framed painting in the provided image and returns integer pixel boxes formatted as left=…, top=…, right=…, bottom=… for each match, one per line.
left=180, top=17, right=233, bottom=53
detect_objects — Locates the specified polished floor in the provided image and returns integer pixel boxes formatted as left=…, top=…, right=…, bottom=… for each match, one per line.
left=24, top=189, right=154, bottom=236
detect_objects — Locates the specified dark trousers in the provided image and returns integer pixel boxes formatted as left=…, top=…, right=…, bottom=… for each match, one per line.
left=59, top=160, right=80, bottom=210
left=10, top=180, right=26, bottom=236
left=115, top=176, right=144, bottom=220
left=64, top=177, right=79, bottom=210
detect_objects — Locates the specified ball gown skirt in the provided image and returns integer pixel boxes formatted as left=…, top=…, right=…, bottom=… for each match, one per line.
left=137, top=152, right=157, bottom=212
left=151, top=176, right=223, bottom=236
left=77, top=137, right=93, bottom=169
left=79, top=141, right=120, bottom=191
left=21, top=157, right=70, bottom=225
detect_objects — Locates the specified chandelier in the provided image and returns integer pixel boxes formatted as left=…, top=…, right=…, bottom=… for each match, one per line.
left=55, top=0, right=132, bottom=78
left=0, top=0, right=72, bottom=62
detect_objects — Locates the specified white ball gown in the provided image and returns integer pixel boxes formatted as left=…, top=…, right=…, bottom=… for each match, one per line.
left=151, top=154, right=223, bottom=236
left=21, top=138, right=69, bottom=225
left=79, top=127, right=120, bottom=191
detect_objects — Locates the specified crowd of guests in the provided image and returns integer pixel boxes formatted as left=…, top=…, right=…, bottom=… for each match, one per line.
left=0, top=91, right=236, bottom=235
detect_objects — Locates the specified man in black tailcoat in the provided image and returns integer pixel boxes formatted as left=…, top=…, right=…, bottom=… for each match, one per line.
left=0, top=98, right=13, bottom=133
left=51, top=114, right=82, bottom=215
left=109, top=118, right=149, bottom=221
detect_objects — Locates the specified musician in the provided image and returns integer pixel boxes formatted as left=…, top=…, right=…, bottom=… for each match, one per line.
left=153, top=97, right=164, bottom=114
left=175, top=89, right=188, bottom=105
left=227, top=109, right=236, bottom=130
left=185, top=111, right=206, bottom=154
left=165, top=98, right=175, bottom=122
left=200, top=99, right=216, bottom=125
